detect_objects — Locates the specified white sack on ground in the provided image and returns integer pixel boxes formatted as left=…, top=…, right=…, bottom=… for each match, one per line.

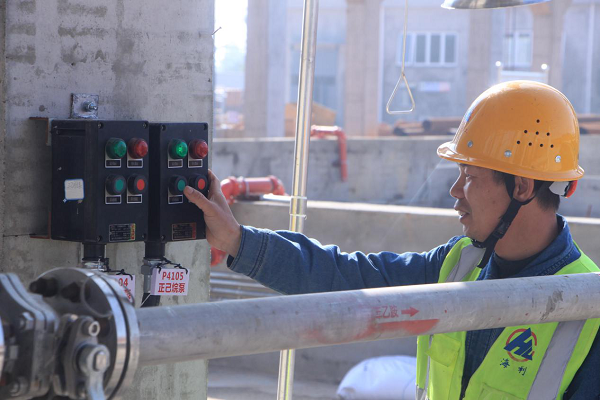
left=337, top=355, right=417, bottom=400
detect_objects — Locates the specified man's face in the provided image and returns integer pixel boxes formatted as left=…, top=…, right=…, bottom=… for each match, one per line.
left=450, top=164, right=511, bottom=241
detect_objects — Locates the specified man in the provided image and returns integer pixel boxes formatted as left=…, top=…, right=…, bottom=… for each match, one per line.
left=184, top=81, right=600, bottom=399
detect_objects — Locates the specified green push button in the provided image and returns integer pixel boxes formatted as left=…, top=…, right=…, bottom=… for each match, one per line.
left=169, top=175, right=187, bottom=195
left=106, top=175, right=127, bottom=195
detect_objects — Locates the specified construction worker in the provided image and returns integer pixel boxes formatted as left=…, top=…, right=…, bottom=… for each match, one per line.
left=184, top=81, right=600, bottom=399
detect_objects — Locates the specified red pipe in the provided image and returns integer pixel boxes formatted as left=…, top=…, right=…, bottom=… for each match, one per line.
left=220, top=175, right=285, bottom=205
left=310, top=125, right=348, bottom=182
left=211, top=176, right=286, bottom=266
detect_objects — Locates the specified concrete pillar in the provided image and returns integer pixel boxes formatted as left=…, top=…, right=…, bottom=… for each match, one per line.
left=465, top=10, right=493, bottom=103
left=531, top=0, right=572, bottom=89
left=344, top=0, right=383, bottom=137
left=244, top=0, right=287, bottom=137
left=0, top=0, right=213, bottom=398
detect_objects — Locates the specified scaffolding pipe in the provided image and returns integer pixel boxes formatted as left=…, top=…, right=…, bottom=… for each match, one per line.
left=136, top=272, right=600, bottom=366
left=283, top=0, right=320, bottom=398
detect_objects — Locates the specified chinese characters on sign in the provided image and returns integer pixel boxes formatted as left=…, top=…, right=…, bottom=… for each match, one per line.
left=107, top=274, right=135, bottom=303
left=150, top=268, right=189, bottom=296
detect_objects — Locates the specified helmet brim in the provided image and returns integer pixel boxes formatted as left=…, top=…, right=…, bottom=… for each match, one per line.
left=437, top=141, right=584, bottom=182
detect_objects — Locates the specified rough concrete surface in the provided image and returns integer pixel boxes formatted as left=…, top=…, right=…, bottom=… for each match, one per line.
left=213, top=135, right=600, bottom=218
left=1, top=1, right=214, bottom=398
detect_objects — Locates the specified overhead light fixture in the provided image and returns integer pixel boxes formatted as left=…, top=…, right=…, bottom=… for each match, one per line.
left=441, top=0, right=551, bottom=9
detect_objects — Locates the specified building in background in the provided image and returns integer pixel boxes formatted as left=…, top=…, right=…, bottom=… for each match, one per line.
left=216, top=0, right=600, bottom=138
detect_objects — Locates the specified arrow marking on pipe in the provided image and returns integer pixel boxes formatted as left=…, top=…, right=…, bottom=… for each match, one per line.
left=401, top=307, right=419, bottom=317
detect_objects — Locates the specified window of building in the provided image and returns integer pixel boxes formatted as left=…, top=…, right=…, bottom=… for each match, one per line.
left=397, top=32, right=457, bottom=67
left=503, top=31, right=532, bottom=68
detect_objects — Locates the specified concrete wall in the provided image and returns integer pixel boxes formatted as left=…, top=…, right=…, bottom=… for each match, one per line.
left=0, top=1, right=213, bottom=398
left=213, top=135, right=600, bottom=218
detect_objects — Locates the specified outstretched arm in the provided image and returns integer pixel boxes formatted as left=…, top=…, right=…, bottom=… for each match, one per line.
left=184, top=170, right=457, bottom=294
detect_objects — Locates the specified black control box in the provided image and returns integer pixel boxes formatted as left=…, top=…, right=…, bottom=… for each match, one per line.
left=51, top=120, right=150, bottom=244
left=148, top=122, right=209, bottom=242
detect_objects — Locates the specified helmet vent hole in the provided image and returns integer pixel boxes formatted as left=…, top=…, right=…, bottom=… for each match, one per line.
left=536, top=131, right=539, bottom=135
left=517, top=141, right=521, bottom=144
left=540, top=144, right=543, bottom=147
left=529, top=142, right=532, bottom=146
left=546, top=132, right=550, bottom=136
left=524, top=130, right=528, bottom=134
left=537, top=119, right=540, bottom=123
left=551, top=145, right=554, bottom=148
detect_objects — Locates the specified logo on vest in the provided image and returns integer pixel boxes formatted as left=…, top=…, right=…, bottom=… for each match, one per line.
left=504, top=328, right=537, bottom=362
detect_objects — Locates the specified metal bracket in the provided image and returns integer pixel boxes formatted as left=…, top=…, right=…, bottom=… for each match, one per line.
left=71, top=93, right=99, bottom=119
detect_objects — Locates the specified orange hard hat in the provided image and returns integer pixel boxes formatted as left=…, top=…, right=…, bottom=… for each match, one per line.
left=437, top=81, right=583, bottom=182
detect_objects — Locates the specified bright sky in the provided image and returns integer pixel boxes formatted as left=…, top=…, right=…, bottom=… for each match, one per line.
left=214, top=0, right=248, bottom=68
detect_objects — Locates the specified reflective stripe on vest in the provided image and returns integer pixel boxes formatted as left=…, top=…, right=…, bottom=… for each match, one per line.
left=416, top=237, right=600, bottom=400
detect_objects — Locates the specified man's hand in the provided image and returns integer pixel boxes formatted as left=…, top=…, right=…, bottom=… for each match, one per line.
left=184, top=170, right=242, bottom=258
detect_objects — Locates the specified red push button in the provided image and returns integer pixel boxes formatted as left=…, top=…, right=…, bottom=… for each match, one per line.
left=189, top=139, right=209, bottom=159
left=128, top=175, right=148, bottom=194
left=128, top=138, right=148, bottom=159
left=189, top=175, right=208, bottom=192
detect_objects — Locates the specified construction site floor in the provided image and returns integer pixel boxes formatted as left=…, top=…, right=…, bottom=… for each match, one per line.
left=207, top=365, right=340, bottom=400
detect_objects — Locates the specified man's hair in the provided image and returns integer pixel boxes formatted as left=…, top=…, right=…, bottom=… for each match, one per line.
left=493, top=171, right=560, bottom=211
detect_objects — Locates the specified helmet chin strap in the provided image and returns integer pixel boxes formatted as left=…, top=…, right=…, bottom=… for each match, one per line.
left=471, top=178, right=552, bottom=269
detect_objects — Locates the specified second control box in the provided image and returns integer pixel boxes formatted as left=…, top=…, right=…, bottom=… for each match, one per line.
left=148, top=122, right=209, bottom=242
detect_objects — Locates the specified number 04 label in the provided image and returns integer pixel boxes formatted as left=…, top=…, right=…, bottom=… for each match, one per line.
left=107, top=274, right=135, bottom=303
left=150, top=268, right=189, bottom=296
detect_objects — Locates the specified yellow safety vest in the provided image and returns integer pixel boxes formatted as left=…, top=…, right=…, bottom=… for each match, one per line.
left=416, top=237, right=600, bottom=400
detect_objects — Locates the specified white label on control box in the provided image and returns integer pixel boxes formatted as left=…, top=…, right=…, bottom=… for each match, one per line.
left=107, top=274, right=135, bottom=303
left=64, top=179, right=84, bottom=201
left=150, top=268, right=189, bottom=296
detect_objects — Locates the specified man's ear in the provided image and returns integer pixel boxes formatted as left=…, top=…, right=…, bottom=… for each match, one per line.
left=513, top=176, right=535, bottom=202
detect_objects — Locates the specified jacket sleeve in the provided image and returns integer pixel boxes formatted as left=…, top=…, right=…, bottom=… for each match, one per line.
left=227, top=225, right=461, bottom=295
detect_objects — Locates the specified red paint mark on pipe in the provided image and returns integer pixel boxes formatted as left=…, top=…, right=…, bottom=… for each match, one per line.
left=353, top=319, right=439, bottom=341
left=301, top=319, right=439, bottom=346
left=401, top=307, right=419, bottom=317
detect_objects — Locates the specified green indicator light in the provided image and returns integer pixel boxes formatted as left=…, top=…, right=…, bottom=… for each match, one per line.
left=169, top=139, right=188, bottom=159
left=177, top=179, right=186, bottom=192
left=115, top=179, right=125, bottom=192
left=106, top=138, right=127, bottom=159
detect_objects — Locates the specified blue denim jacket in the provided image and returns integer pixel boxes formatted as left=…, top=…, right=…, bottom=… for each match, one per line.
left=228, top=215, right=599, bottom=399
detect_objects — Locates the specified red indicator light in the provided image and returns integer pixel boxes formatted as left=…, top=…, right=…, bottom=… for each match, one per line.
left=137, top=179, right=146, bottom=192
left=128, top=138, right=148, bottom=159
left=198, top=179, right=206, bottom=190
left=189, top=139, right=209, bottom=159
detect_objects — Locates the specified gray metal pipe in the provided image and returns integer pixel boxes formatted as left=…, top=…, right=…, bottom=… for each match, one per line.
left=136, top=272, right=600, bottom=366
